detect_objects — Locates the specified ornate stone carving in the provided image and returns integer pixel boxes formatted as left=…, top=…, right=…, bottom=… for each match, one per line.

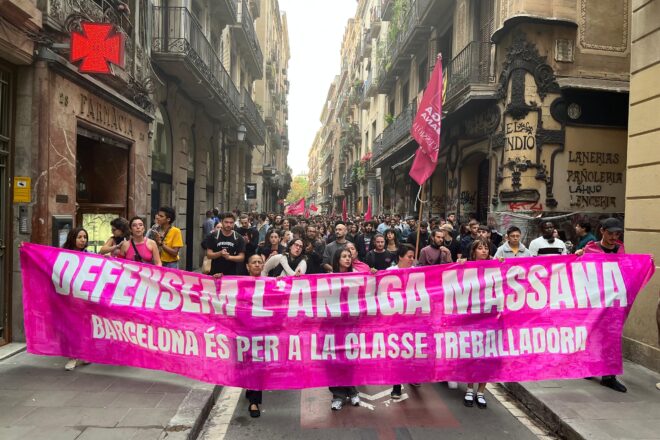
left=462, top=105, right=501, bottom=138
left=496, top=30, right=560, bottom=106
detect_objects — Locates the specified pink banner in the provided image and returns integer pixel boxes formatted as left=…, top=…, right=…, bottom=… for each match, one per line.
left=20, top=243, right=654, bottom=390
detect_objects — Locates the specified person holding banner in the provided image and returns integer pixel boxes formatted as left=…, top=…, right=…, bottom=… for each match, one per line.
left=345, top=241, right=370, bottom=273
left=459, top=238, right=494, bottom=409
left=243, top=254, right=267, bottom=418
left=62, top=227, right=92, bottom=371
left=99, top=217, right=129, bottom=257
left=261, top=238, right=307, bottom=277
left=329, top=247, right=361, bottom=410
left=204, top=212, right=245, bottom=276
left=386, top=244, right=422, bottom=399
left=119, top=217, right=162, bottom=266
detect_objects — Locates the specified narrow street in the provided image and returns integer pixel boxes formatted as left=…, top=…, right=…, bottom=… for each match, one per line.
left=201, top=384, right=553, bottom=440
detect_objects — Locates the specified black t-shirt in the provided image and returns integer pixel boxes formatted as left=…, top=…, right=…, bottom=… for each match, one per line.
left=366, top=249, right=395, bottom=270
left=444, top=239, right=461, bottom=262
left=203, top=230, right=246, bottom=275
left=600, top=243, right=620, bottom=254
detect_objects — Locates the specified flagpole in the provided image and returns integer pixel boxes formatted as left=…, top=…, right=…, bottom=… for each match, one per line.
left=414, top=181, right=426, bottom=258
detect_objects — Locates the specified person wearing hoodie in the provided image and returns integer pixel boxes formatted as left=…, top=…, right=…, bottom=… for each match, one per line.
left=574, top=221, right=597, bottom=251
left=576, top=217, right=628, bottom=393
left=418, top=229, right=452, bottom=265
left=494, top=226, right=532, bottom=258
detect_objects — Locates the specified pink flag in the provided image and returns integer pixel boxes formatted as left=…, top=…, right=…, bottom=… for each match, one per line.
left=342, top=198, right=347, bottom=222
left=309, top=203, right=318, bottom=212
left=409, top=54, right=443, bottom=186
left=364, top=197, right=373, bottom=222
left=285, top=198, right=305, bottom=215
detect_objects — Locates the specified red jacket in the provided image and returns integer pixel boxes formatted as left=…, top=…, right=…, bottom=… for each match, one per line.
left=583, top=240, right=625, bottom=254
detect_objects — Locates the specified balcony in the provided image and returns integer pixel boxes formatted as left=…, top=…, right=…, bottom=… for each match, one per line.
left=210, top=0, right=238, bottom=28
left=370, top=3, right=382, bottom=36
left=152, top=6, right=240, bottom=123
left=232, top=0, right=264, bottom=78
left=241, top=89, right=266, bottom=145
left=377, top=0, right=432, bottom=93
left=320, top=145, right=333, bottom=164
left=361, top=30, right=372, bottom=58
left=443, top=41, right=497, bottom=111
left=372, top=100, right=416, bottom=166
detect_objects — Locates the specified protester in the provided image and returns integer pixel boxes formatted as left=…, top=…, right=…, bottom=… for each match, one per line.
left=243, top=254, right=267, bottom=418
left=202, top=210, right=215, bottom=238
left=62, top=227, right=91, bottom=371
left=258, top=229, right=285, bottom=261
left=494, top=226, right=532, bottom=258
left=150, top=206, right=183, bottom=269
left=406, top=221, right=430, bottom=255
left=257, top=213, right=270, bottom=243
left=528, top=221, right=568, bottom=256
left=262, top=238, right=307, bottom=276
left=322, top=221, right=349, bottom=272
left=366, top=234, right=395, bottom=272
left=237, top=214, right=260, bottom=261
left=459, top=238, right=493, bottom=409
left=354, top=220, right=376, bottom=261
left=386, top=244, right=421, bottom=399
left=458, top=220, right=480, bottom=259
left=345, top=241, right=370, bottom=273
left=119, top=217, right=162, bottom=266
left=329, top=247, right=361, bottom=410
left=304, top=225, right=325, bottom=274
left=418, top=229, right=452, bottom=266
left=574, top=221, right=597, bottom=251
left=384, top=228, right=400, bottom=256
left=440, top=224, right=460, bottom=262
left=99, top=217, right=129, bottom=257
left=575, top=218, right=628, bottom=393
left=203, top=212, right=245, bottom=276
left=477, top=225, right=497, bottom=257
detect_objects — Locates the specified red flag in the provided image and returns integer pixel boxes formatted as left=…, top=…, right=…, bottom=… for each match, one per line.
left=342, top=198, right=347, bottom=222
left=409, top=54, right=443, bottom=186
left=309, top=204, right=318, bottom=212
left=364, top=197, right=373, bottom=222
left=284, top=198, right=305, bottom=215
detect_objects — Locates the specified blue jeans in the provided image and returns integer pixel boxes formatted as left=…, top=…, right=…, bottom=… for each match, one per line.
left=162, top=261, right=179, bottom=269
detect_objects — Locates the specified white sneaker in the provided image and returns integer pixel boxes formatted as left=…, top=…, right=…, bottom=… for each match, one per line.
left=350, top=395, right=360, bottom=406
left=331, top=399, right=344, bottom=411
left=448, top=381, right=458, bottom=389
left=64, top=358, right=80, bottom=371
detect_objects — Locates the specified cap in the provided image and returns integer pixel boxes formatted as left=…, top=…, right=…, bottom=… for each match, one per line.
left=600, top=218, right=623, bottom=232
left=440, top=224, right=454, bottom=232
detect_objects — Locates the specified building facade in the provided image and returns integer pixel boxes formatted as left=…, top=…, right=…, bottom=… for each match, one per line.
left=625, top=0, right=660, bottom=372
left=0, top=0, right=290, bottom=346
left=312, top=0, right=630, bottom=240
left=254, top=0, right=291, bottom=213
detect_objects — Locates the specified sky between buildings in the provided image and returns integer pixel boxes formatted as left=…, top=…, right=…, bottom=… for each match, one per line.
left=279, top=0, right=357, bottom=176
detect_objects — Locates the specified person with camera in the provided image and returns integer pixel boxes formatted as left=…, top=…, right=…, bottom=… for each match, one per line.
left=149, top=206, right=183, bottom=269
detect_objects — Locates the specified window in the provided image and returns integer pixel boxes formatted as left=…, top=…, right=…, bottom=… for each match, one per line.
left=418, top=58, right=428, bottom=92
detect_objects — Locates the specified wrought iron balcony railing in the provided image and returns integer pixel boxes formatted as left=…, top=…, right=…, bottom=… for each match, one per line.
left=152, top=6, right=241, bottom=118
left=372, top=100, right=416, bottom=164
left=444, top=41, right=496, bottom=104
left=241, top=88, right=267, bottom=145
left=234, top=0, right=264, bottom=78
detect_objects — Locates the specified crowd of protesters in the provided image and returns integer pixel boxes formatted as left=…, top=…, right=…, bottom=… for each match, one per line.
left=57, top=206, right=651, bottom=417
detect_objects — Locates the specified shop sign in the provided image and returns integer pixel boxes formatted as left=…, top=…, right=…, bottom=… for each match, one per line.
left=245, top=183, right=257, bottom=199
left=70, top=22, right=125, bottom=74
left=13, top=176, right=31, bottom=203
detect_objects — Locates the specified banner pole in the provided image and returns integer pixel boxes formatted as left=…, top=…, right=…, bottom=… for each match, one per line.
left=415, top=181, right=426, bottom=258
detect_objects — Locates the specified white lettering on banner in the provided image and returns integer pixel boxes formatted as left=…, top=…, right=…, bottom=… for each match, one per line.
left=52, top=250, right=631, bottom=318
left=288, top=335, right=301, bottom=360
left=434, top=326, right=588, bottom=359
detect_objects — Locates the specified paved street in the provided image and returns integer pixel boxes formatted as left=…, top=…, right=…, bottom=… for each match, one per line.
left=201, top=383, right=554, bottom=440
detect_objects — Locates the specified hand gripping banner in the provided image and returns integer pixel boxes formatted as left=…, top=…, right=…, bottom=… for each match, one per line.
left=20, top=243, right=654, bottom=390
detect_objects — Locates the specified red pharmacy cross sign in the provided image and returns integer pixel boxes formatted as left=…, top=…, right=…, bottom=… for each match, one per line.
left=70, top=22, right=125, bottom=74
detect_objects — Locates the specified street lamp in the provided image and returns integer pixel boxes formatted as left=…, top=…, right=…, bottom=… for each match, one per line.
left=237, top=124, right=247, bottom=142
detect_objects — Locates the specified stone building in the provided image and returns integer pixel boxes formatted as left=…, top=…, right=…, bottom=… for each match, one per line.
left=254, top=0, right=291, bottom=213
left=625, top=0, right=660, bottom=372
left=0, top=0, right=289, bottom=346
left=314, top=0, right=630, bottom=241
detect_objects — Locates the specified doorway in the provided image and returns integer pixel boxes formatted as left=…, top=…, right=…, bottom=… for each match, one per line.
left=75, top=128, right=130, bottom=250
left=0, top=66, right=13, bottom=346
left=476, top=158, right=490, bottom=223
